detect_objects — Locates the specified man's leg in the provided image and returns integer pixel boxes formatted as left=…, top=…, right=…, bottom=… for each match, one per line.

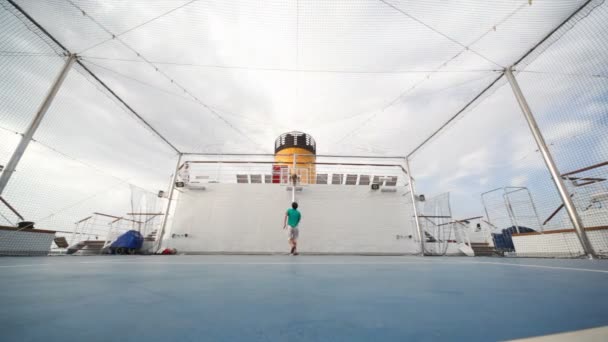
left=288, top=235, right=295, bottom=254
left=291, top=227, right=299, bottom=255
left=292, top=238, right=298, bottom=255
left=289, top=240, right=296, bottom=254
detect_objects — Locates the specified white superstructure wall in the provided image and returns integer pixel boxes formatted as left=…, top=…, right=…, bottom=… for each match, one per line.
left=166, top=184, right=420, bottom=254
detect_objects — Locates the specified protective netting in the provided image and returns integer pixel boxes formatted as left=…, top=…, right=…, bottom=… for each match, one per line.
left=410, top=0, right=608, bottom=257
left=4, top=0, right=593, bottom=155
left=1, top=0, right=607, bottom=256
left=0, top=0, right=178, bottom=255
left=418, top=192, right=452, bottom=255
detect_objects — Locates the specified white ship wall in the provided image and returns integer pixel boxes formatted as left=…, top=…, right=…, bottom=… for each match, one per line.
left=512, top=228, right=608, bottom=257
left=0, top=229, right=55, bottom=256
left=166, top=184, right=420, bottom=254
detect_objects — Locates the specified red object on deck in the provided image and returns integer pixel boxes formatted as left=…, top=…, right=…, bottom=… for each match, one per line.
left=272, top=165, right=286, bottom=183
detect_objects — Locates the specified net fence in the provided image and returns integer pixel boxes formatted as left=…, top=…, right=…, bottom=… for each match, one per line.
left=1, top=0, right=178, bottom=255
left=409, top=0, right=608, bottom=258
left=0, top=0, right=606, bottom=257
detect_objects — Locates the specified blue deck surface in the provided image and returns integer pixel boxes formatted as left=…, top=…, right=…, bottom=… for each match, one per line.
left=1, top=255, right=608, bottom=341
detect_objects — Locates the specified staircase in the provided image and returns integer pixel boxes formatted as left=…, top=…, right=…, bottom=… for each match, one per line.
left=470, top=242, right=497, bottom=256
left=458, top=243, right=475, bottom=256
left=140, top=230, right=158, bottom=254
left=67, top=240, right=106, bottom=255
left=145, top=230, right=157, bottom=242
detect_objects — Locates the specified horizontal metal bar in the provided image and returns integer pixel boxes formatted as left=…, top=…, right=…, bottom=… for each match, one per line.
left=437, top=216, right=484, bottom=227
left=182, top=152, right=407, bottom=159
left=93, top=212, right=122, bottom=219
left=561, top=160, right=608, bottom=177
left=52, top=229, right=88, bottom=234
left=74, top=216, right=93, bottom=224
left=572, top=179, right=606, bottom=187
left=126, top=213, right=164, bottom=216
left=0, top=196, right=24, bottom=221
left=563, top=177, right=606, bottom=182
left=406, top=73, right=504, bottom=159
left=186, top=160, right=404, bottom=167
left=185, top=160, right=408, bottom=175
left=458, top=216, right=484, bottom=222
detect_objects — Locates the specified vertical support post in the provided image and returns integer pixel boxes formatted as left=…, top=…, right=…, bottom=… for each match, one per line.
left=405, top=157, right=425, bottom=255
left=0, top=53, right=76, bottom=196
left=292, top=153, right=297, bottom=203
left=505, top=67, right=595, bottom=258
left=481, top=193, right=493, bottom=226
left=155, top=154, right=183, bottom=253
left=71, top=223, right=79, bottom=246
left=526, top=189, right=544, bottom=233
left=503, top=190, right=521, bottom=234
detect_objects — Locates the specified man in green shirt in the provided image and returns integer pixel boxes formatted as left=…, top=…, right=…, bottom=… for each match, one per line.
left=283, top=202, right=302, bottom=255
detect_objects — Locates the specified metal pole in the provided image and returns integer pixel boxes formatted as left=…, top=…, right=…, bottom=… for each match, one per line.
left=505, top=67, right=595, bottom=258
left=292, top=153, right=297, bottom=203
left=526, top=188, right=544, bottom=233
left=0, top=195, right=24, bottom=221
left=405, top=158, right=425, bottom=255
left=481, top=194, right=493, bottom=228
left=503, top=190, right=521, bottom=234
left=155, top=154, right=183, bottom=253
left=0, top=54, right=76, bottom=196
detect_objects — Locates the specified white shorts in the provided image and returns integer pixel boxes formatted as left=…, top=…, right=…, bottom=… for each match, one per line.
left=288, top=226, right=299, bottom=240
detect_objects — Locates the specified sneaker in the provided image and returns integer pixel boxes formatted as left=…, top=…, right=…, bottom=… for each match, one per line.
left=290, top=246, right=296, bottom=254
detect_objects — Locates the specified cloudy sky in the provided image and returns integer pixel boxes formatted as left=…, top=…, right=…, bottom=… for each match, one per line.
left=0, top=0, right=606, bottom=230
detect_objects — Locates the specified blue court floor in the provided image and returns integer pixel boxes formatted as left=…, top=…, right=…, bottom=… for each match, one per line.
left=1, top=255, right=608, bottom=341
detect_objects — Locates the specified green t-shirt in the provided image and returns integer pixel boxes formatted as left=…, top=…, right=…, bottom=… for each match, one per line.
left=286, top=208, right=301, bottom=228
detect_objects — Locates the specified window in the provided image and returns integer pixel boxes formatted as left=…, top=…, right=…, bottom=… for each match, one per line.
left=372, top=175, right=383, bottom=185
left=332, top=174, right=344, bottom=185
left=359, top=175, right=370, bottom=185
left=345, top=174, right=358, bottom=185
left=385, top=176, right=398, bottom=186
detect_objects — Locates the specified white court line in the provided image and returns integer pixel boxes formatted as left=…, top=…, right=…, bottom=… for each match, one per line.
left=0, top=260, right=451, bottom=268
left=463, top=261, right=608, bottom=274
left=79, top=261, right=428, bottom=266
left=60, top=260, right=608, bottom=273
left=2, top=260, right=608, bottom=274
left=0, top=263, right=55, bottom=268
left=508, top=325, right=608, bottom=341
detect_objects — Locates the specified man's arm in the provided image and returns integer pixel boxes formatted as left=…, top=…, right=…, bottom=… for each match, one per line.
left=283, top=213, right=288, bottom=229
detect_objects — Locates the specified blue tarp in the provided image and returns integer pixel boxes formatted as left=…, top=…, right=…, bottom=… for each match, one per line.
left=110, top=230, right=144, bottom=250
left=492, top=226, right=536, bottom=252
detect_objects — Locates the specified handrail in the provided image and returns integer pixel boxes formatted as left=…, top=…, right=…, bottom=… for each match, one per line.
left=561, top=160, right=608, bottom=177
left=0, top=195, right=24, bottom=221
